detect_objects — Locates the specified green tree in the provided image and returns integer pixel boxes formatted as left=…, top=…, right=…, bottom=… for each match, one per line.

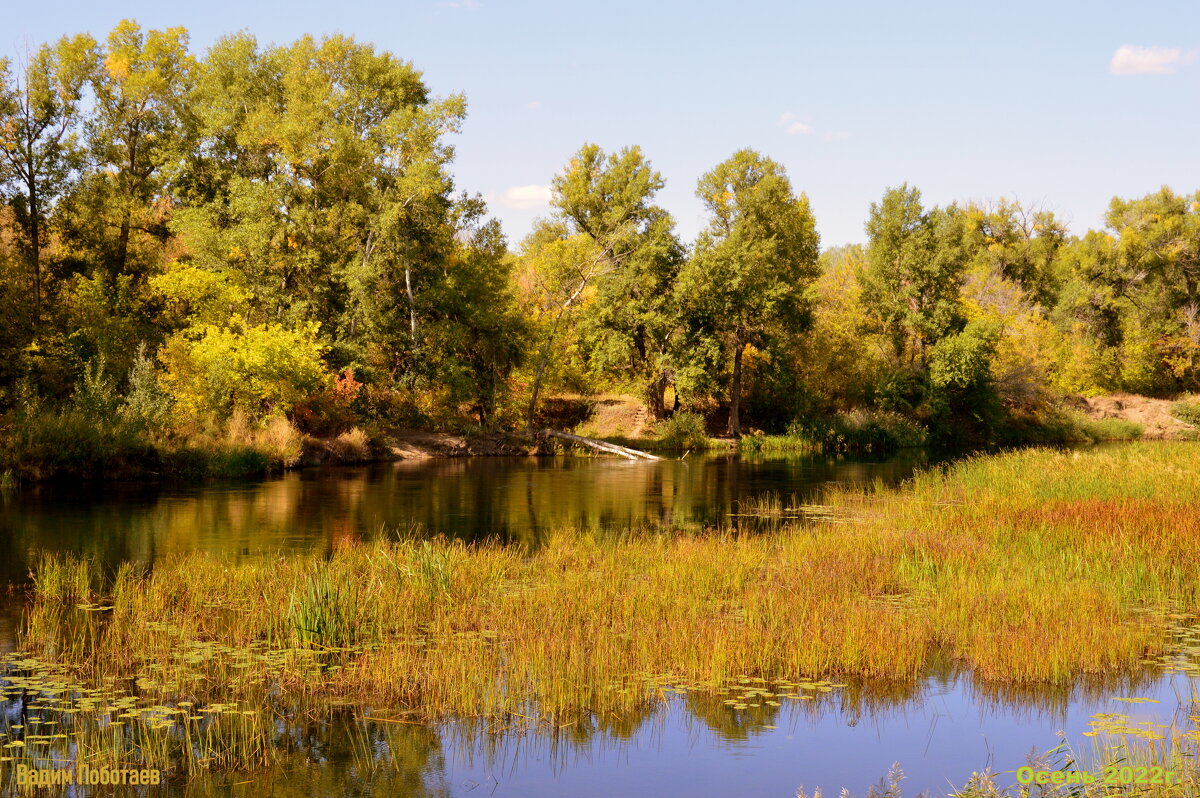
left=521, top=143, right=681, bottom=430
left=159, top=316, right=328, bottom=420
left=175, top=33, right=469, bottom=375
left=861, top=184, right=967, bottom=369
left=1051, top=187, right=1200, bottom=393
left=552, top=143, right=683, bottom=418
left=518, top=221, right=610, bottom=432
left=928, top=318, right=1003, bottom=444
left=963, top=199, right=1067, bottom=308
left=676, top=149, right=820, bottom=436
left=88, top=20, right=195, bottom=284
left=0, top=35, right=96, bottom=324
left=394, top=205, right=527, bottom=426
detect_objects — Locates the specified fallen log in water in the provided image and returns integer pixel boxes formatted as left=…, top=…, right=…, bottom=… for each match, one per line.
left=541, top=429, right=662, bottom=461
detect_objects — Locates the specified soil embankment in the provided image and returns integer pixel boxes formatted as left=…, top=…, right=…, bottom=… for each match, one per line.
left=1077, top=393, right=1197, bottom=440
left=383, top=430, right=533, bottom=458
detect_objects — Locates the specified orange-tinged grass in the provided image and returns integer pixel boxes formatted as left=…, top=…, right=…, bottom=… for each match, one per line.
left=14, top=442, right=1200, bottom=724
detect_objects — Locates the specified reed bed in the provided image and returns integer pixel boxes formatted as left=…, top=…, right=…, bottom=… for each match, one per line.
left=4, top=442, right=1200, bottom=782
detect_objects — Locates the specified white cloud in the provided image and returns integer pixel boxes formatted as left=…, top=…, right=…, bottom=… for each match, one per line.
left=1109, top=44, right=1196, bottom=75
left=525, top=100, right=542, bottom=110
left=778, top=111, right=813, bottom=136
left=437, top=0, right=480, bottom=8
left=502, top=184, right=552, bottom=210
left=823, top=131, right=849, bottom=143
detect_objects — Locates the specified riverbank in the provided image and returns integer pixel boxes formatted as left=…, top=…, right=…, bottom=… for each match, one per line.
left=2, top=390, right=1192, bottom=484
left=3, top=442, right=1199, bottom=787
left=16, top=442, right=1200, bottom=702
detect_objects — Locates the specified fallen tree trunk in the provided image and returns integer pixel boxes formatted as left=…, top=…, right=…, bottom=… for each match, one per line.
left=542, top=430, right=662, bottom=461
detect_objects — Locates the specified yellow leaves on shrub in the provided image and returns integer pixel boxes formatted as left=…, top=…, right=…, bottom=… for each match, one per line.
left=159, top=316, right=329, bottom=420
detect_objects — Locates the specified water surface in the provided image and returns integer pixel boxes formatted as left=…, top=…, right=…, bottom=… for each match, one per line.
left=1, top=448, right=1194, bottom=796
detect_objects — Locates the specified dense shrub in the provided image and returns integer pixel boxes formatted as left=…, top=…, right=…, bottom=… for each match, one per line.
left=159, top=317, right=329, bottom=421
left=1170, top=400, right=1200, bottom=427
left=6, top=410, right=152, bottom=479
left=744, top=410, right=929, bottom=453
left=655, top=411, right=709, bottom=450
left=120, top=344, right=173, bottom=431
left=798, top=410, right=929, bottom=450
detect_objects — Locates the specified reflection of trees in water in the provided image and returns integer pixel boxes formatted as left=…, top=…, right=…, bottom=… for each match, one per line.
left=683, top=690, right=783, bottom=741
left=969, top=669, right=1171, bottom=719
left=178, top=715, right=453, bottom=798
left=0, top=451, right=937, bottom=591
left=68, top=662, right=1182, bottom=797
left=442, top=705, right=668, bottom=782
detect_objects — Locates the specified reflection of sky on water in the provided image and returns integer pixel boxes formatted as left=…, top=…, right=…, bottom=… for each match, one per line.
left=436, top=672, right=1196, bottom=797
left=1, top=445, right=1192, bottom=795
left=1, top=662, right=1193, bottom=796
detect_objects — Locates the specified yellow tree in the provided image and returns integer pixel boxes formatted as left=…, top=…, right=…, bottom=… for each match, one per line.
left=88, top=20, right=195, bottom=283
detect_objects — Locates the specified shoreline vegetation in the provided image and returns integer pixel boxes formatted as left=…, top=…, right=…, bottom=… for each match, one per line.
left=0, top=387, right=1177, bottom=483
left=0, top=399, right=1157, bottom=484
left=3, top=443, right=1199, bottom=788
left=2, top=21, right=1200, bottom=487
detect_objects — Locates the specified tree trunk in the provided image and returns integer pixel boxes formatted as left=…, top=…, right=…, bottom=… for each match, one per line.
left=646, top=372, right=669, bottom=420
left=728, top=340, right=744, bottom=437
left=28, top=179, right=40, bottom=326
left=525, top=313, right=562, bottom=434
left=404, top=263, right=417, bottom=342
left=115, top=211, right=130, bottom=281
left=542, top=430, right=661, bottom=460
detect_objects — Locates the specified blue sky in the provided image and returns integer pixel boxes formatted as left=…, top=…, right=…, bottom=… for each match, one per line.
left=5, top=1, right=1199, bottom=248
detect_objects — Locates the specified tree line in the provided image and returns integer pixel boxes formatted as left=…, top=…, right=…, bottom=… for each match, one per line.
left=2, top=21, right=1198, bottom=460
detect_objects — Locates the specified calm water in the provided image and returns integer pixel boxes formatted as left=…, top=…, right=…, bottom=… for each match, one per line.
left=0, top=450, right=932, bottom=586
left=1, top=449, right=1195, bottom=796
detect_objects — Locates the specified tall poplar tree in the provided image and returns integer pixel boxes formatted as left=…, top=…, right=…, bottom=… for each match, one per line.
left=0, top=35, right=95, bottom=323
left=676, top=149, right=820, bottom=436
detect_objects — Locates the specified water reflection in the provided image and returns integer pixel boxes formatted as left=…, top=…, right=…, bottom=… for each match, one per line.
left=0, top=451, right=932, bottom=587
left=3, top=447, right=1192, bottom=796
left=10, top=668, right=1189, bottom=798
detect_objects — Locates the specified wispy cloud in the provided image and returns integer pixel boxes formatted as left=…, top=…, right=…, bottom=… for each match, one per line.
left=525, top=100, right=542, bottom=110
left=823, top=131, right=849, bottom=143
left=778, top=112, right=813, bottom=136
left=1110, top=44, right=1196, bottom=75
left=502, top=184, right=552, bottom=210
left=437, top=0, right=480, bottom=8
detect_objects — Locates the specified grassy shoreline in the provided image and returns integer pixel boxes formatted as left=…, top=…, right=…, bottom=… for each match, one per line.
left=17, top=443, right=1200, bottom=699
left=4, top=442, right=1199, bottom=785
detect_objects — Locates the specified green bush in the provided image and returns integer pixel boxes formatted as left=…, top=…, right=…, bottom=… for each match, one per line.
left=744, top=410, right=929, bottom=453
left=1170, top=400, right=1200, bottom=427
left=7, top=409, right=152, bottom=479
left=73, top=356, right=121, bottom=420
left=800, top=410, right=929, bottom=451
left=120, top=344, right=173, bottom=431
left=655, top=411, right=709, bottom=450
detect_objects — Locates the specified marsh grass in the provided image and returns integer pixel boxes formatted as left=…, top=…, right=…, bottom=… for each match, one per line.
left=7, top=442, right=1200, bottom=782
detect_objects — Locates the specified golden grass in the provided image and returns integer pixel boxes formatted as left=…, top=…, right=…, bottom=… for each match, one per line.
left=5, top=442, right=1200, bottom=781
